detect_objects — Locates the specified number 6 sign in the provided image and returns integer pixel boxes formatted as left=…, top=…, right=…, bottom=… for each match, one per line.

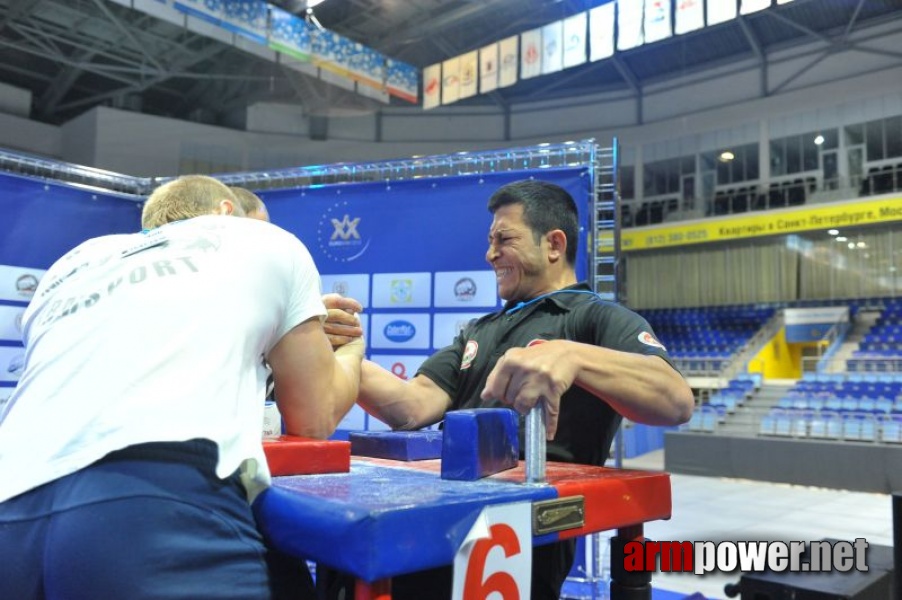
left=452, top=502, right=532, bottom=600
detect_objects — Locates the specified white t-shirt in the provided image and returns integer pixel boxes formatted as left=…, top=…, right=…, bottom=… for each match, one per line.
left=0, top=216, right=326, bottom=503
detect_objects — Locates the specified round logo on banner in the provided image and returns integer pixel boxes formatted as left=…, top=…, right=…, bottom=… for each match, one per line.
left=317, top=200, right=371, bottom=263
left=16, top=274, right=39, bottom=297
left=454, top=277, right=477, bottom=301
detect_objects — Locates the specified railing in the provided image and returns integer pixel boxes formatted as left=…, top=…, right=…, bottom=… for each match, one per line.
left=620, top=169, right=902, bottom=228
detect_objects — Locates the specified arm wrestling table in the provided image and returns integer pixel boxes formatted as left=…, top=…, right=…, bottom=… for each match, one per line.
left=253, top=456, right=671, bottom=600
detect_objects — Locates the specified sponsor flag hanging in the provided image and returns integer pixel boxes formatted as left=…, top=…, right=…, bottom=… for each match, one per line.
left=707, top=0, right=738, bottom=25
left=675, top=0, right=705, bottom=35
left=498, top=35, right=519, bottom=88
left=617, top=0, right=645, bottom=51
left=541, top=20, right=563, bottom=75
left=458, top=50, right=479, bottom=99
left=562, top=12, right=588, bottom=69
left=520, top=27, right=543, bottom=80
left=479, top=43, right=499, bottom=94
left=589, top=3, right=615, bottom=61
left=644, top=0, right=672, bottom=44
left=441, top=56, right=461, bottom=105
left=423, top=63, right=441, bottom=109
left=741, top=0, right=772, bottom=14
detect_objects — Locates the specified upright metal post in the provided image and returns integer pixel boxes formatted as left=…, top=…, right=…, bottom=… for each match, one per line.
left=525, top=404, right=546, bottom=483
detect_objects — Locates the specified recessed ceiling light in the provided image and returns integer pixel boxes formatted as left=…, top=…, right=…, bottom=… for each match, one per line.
left=719, top=151, right=735, bottom=162
left=814, top=135, right=825, bottom=145
left=836, top=236, right=848, bottom=242
left=828, top=229, right=839, bottom=235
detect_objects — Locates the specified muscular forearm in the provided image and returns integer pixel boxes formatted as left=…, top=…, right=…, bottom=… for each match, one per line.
left=567, top=341, right=694, bottom=425
left=357, top=361, right=449, bottom=430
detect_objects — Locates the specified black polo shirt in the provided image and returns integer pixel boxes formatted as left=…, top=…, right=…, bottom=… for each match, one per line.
left=417, top=282, right=675, bottom=466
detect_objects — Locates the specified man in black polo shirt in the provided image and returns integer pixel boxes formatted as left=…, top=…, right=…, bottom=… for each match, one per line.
left=345, top=179, right=694, bottom=599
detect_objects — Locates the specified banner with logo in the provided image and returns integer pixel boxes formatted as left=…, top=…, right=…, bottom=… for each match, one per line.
left=441, top=56, right=461, bottom=105
left=541, top=21, right=563, bottom=75
left=0, top=173, right=142, bottom=393
left=617, top=0, right=644, bottom=51
left=589, top=2, right=615, bottom=62
left=259, top=166, right=590, bottom=432
left=675, top=0, right=705, bottom=35
left=0, top=165, right=590, bottom=432
left=520, top=27, right=543, bottom=80
left=741, top=0, right=772, bottom=15
left=562, top=12, right=588, bottom=69
left=458, top=51, right=479, bottom=100
left=498, top=35, right=519, bottom=88
left=479, top=43, right=499, bottom=94
left=707, top=0, right=738, bottom=25
left=644, top=0, right=672, bottom=44
left=423, top=63, right=442, bottom=110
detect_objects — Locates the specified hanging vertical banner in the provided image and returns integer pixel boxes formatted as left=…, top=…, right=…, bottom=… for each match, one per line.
left=441, top=56, right=461, bottom=105
left=458, top=51, right=479, bottom=100
left=386, top=59, right=419, bottom=104
left=589, top=3, right=615, bottom=62
left=617, top=0, right=645, bottom=51
left=562, top=12, right=588, bottom=69
left=707, top=0, right=738, bottom=25
left=479, top=43, right=499, bottom=94
left=423, top=63, right=441, bottom=110
left=498, top=35, right=519, bottom=88
left=541, top=21, right=563, bottom=75
left=644, top=0, right=671, bottom=44
left=741, top=0, right=772, bottom=14
left=675, top=0, right=705, bottom=35
left=520, top=27, right=543, bottom=80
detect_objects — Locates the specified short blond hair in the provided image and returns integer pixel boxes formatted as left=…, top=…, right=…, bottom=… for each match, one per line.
left=142, top=175, right=243, bottom=229
left=229, top=186, right=270, bottom=222
left=229, top=186, right=264, bottom=214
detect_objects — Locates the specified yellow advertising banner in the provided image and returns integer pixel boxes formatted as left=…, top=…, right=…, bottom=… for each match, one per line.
left=620, top=195, right=902, bottom=252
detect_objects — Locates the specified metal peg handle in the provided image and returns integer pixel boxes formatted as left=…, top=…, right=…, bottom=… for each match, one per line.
left=525, top=404, right=546, bottom=483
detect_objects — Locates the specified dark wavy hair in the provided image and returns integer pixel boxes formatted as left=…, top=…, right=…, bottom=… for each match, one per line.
left=487, top=180, right=579, bottom=265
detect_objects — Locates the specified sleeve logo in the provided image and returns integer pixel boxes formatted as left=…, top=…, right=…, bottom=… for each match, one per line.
left=461, top=340, right=478, bottom=370
left=638, top=331, right=666, bottom=350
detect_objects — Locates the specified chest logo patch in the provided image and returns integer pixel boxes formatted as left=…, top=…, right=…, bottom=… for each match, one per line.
left=638, top=331, right=666, bottom=350
left=461, top=340, right=478, bottom=370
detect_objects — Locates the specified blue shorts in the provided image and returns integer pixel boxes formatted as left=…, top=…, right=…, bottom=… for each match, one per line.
left=0, top=439, right=314, bottom=600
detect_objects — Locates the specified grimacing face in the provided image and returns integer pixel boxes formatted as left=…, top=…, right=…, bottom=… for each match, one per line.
left=485, top=203, right=554, bottom=303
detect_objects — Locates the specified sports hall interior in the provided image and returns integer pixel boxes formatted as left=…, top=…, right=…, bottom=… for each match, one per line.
left=1, top=1, right=901, bottom=598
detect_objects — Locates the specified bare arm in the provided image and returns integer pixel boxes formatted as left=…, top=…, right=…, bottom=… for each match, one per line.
left=356, top=361, right=453, bottom=430
left=481, top=339, right=694, bottom=439
left=266, top=316, right=364, bottom=439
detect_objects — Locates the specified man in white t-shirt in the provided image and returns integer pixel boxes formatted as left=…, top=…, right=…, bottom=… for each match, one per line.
left=0, top=175, right=363, bottom=600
